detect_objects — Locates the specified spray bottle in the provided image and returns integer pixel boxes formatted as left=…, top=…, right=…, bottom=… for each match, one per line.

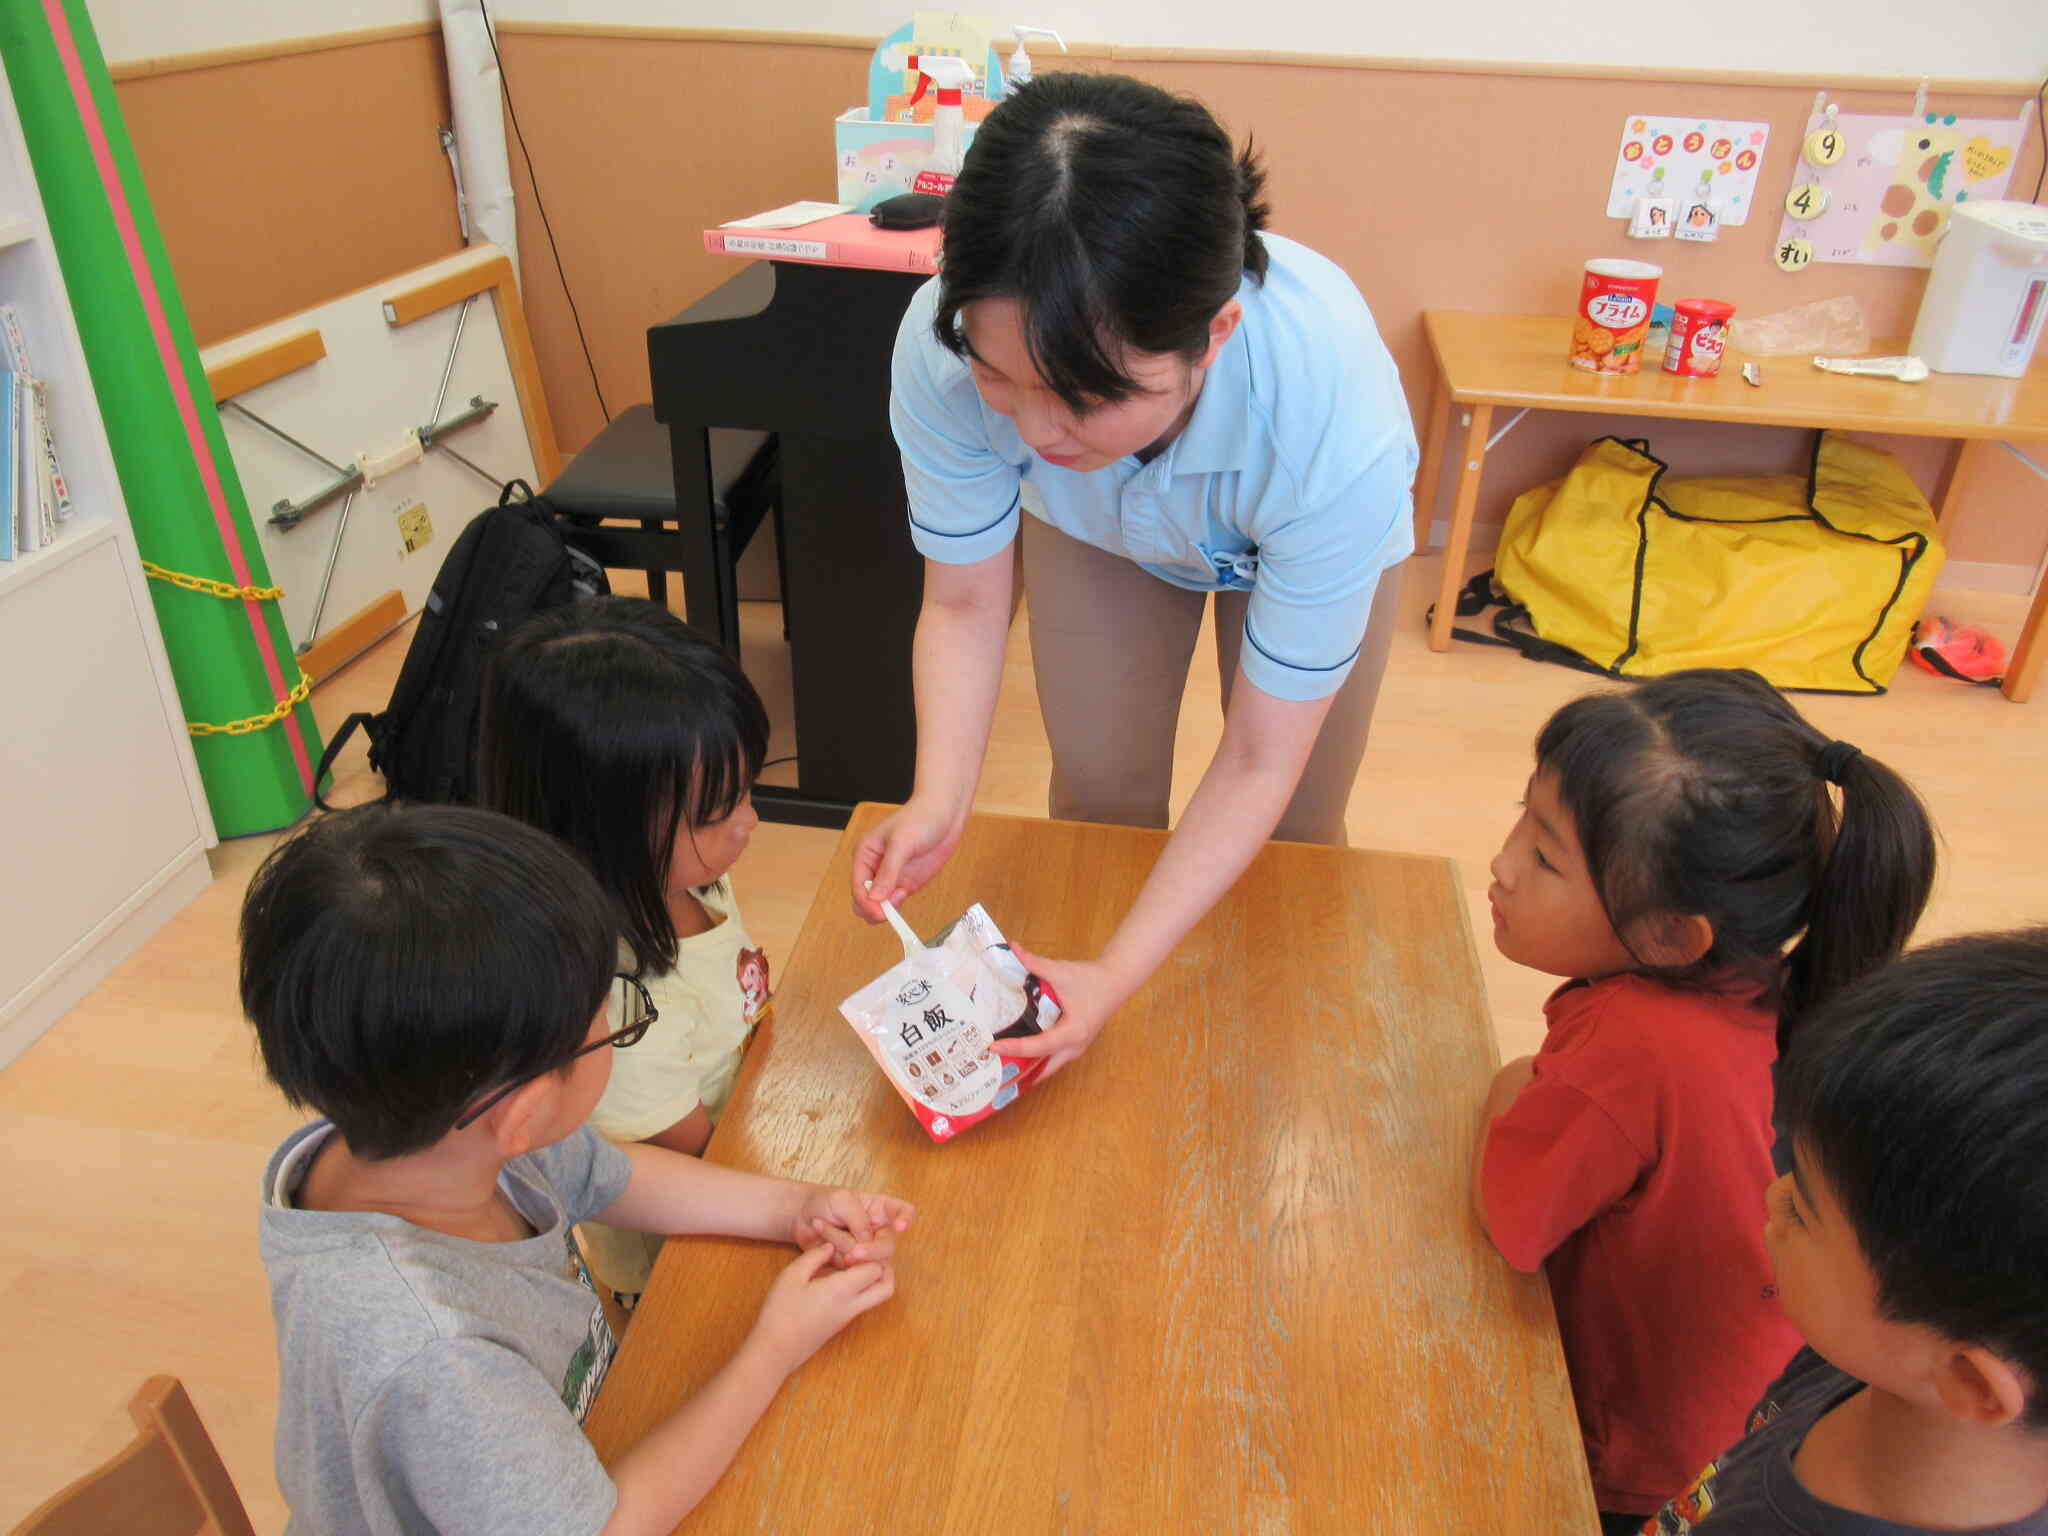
left=1005, top=25, right=1067, bottom=88
left=909, top=54, right=976, bottom=197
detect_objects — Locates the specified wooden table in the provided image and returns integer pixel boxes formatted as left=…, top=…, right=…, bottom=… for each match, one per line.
left=584, top=806, right=1597, bottom=1533
left=1414, top=311, right=2048, bottom=700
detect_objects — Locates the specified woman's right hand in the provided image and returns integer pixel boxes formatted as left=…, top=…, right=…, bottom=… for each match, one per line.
left=749, top=1243, right=896, bottom=1375
left=851, top=799, right=963, bottom=921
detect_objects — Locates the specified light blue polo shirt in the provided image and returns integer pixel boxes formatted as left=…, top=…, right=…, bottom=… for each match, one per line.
left=890, top=234, right=1417, bottom=702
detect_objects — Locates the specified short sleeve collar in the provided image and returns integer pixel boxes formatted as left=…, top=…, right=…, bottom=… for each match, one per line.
left=1158, top=274, right=1255, bottom=478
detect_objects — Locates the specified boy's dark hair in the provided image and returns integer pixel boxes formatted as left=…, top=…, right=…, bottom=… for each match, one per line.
left=241, top=803, right=617, bottom=1160
left=1778, top=928, right=2048, bottom=1426
left=476, top=596, right=769, bottom=974
left=1537, top=668, right=1935, bottom=1035
left=934, top=71, right=1269, bottom=413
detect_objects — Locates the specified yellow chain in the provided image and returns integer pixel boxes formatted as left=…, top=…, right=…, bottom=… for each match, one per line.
left=139, top=561, right=309, bottom=736
left=185, top=673, right=314, bottom=737
left=140, top=558, right=284, bottom=603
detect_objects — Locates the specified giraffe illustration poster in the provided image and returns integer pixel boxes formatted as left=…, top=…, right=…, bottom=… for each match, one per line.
left=1776, top=109, right=2029, bottom=268
left=1606, top=115, right=1771, bottom=225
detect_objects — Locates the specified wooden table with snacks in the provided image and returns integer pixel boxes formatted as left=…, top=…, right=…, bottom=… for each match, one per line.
left=583, top=805, right=1599, bottom=1533
left=1414, top=310, right=2048, bottom=699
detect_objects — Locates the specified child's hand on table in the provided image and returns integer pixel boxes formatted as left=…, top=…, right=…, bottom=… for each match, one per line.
left=749, top=1244, right=897, bottom=1374
left=795, top=1188, right=916, bottom=1266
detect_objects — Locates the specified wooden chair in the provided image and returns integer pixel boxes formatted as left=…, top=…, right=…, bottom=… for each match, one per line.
left=12, top=1376, right=255, bottom=1536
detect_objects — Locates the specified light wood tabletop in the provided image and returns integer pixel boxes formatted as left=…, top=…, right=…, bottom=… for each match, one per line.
left=583, top=805, right=1599, bottom=1534
left=1412, top=311, right=2048, bottom=698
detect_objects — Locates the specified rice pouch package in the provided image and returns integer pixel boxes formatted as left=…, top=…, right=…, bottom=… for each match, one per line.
left=839, top=902, right=1062, bottom=1142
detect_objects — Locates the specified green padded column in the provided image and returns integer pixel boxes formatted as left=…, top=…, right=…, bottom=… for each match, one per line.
left=1, top=0, right=322, bottom=835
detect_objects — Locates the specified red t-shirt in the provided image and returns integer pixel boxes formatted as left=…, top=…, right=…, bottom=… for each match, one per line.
left=1479, top=974, right=1801, bottom=1515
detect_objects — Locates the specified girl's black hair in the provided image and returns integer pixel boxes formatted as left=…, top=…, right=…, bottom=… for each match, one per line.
left=1778, top=928, right=2048, bottom=1427
left=1537, top=668, right=1936, bottom=1039
left=240, top=803, right=617, bottom=1161
left=933, top=71, right=1269, bottom=413
left=477, top=596, right=769, bottom=974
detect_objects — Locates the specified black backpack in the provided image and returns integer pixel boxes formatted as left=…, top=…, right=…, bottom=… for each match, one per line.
left=313, top=482, right=608, bottom=809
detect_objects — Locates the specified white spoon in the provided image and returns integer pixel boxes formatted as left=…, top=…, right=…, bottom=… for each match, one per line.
left=1812, top=355, right=1931, bottom=383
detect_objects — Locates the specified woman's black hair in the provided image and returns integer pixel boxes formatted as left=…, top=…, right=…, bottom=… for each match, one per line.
left=477, top=596, right=769, bottom=975
left=934, top=71, right=1269, bottom=412
left=240, top=803, right=617, bottom=1160
left=1536, top=668, right=1936, bottom=1038
left=1778, top=928, right=2048, bottom=1427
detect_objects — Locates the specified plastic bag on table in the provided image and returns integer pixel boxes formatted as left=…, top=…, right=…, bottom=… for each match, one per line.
left=838, top=901, right=1062, bottom=1142
left=1728, top=296, right=1871, bottom=357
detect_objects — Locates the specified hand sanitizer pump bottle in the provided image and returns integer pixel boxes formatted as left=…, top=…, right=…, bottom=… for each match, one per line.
left=1005, top=25, right=1068, bottom=88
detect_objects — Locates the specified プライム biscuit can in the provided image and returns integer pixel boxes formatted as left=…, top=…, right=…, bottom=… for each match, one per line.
left=1571, top=259, right=1662, bottom=374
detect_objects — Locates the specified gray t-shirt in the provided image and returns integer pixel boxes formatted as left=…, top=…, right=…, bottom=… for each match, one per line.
left=1652, top=1347, right=2048, bottom=1534
left=260, top=1122, right=633, bottom=1535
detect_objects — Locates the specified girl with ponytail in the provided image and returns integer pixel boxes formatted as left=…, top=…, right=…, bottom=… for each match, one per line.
left=1472, top=667, right=1936, bottom=1531
left=863, top=73, right=1418, bottom=1077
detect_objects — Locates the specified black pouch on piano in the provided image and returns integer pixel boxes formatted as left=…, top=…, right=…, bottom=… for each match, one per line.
left=870, top=193, right=945, bottom=230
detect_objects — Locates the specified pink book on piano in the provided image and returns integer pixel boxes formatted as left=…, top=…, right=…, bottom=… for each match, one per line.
left=703, top=214, right=940, bottom=274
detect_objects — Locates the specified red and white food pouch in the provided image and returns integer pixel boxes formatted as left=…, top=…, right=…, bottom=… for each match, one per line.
left=838, top=902, right=1061, bottom=1142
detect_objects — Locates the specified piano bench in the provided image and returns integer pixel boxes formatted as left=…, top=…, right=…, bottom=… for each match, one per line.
left=547, top=404, right=784, bottom=627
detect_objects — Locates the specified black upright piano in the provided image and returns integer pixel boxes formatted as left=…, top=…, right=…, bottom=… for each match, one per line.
left=648, top=258, right=930, bottom=827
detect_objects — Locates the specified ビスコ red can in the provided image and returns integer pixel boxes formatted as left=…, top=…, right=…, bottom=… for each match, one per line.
left=1664, top=298, right=1737, bottom=377
left=1571, top=259, right=1662, bottom=374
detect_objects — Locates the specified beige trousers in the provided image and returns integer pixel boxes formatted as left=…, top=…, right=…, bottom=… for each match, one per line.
left=1020, top=516, right=1404, bottom=846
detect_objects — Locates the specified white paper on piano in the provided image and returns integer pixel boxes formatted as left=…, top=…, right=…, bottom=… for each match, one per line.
left=720, top=201, right=851, bottom=230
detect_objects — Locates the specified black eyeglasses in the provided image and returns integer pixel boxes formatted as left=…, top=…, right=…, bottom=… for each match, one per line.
left=452, top=975, right=657, bottom=1131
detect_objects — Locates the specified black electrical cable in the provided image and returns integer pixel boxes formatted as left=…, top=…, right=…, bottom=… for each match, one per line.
left=473, top=0, right=612, bottom=423
left=2033, top=75, right=2047, bottom=204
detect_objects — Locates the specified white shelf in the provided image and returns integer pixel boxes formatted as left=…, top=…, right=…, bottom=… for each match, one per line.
left=0, top=48, right=215, bottom=1068
left=0, top=515, right=114, bottom=600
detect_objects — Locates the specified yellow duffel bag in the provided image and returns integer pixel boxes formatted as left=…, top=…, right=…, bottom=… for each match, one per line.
left=1454, top=431, right=1944, bottom=693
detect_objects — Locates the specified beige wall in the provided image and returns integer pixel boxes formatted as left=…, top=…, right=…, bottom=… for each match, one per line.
left=119, top=27, right=2048, bottom=569
left=116, top=30, right=461, bottom=346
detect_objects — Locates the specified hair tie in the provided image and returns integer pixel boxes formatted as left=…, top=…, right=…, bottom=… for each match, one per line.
left=1815, top=739, right=1862, bottom=785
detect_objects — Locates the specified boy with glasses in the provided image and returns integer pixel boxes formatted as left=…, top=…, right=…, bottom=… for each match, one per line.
left=246, top=804, right=913, bottom=1535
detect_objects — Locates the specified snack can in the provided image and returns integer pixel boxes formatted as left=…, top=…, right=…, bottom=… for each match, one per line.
left=1571, top=259, right=1663, bottom=374
left=1663, top=298, right=1738, bottom=378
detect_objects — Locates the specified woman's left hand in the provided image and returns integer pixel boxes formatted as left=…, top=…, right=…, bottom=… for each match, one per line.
left=994, top=946, right=1138, bottom=1080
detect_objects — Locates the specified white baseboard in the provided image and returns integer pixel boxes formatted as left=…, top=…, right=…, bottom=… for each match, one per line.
left=0, top=848, right=213, bottom=1071
left=1421, top=523, right=2037, bottom=599
left=1935, top=559, right=2038, bottom=596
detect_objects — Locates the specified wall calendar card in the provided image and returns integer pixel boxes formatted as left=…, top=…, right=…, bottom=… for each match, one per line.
left=1606, top=115, right=1771, bottom=226
left=1774, top=108, right=2029, bottom=268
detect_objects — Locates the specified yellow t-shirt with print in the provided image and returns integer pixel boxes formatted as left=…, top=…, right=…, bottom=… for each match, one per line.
left=587, top=876, right=771, bottom=1142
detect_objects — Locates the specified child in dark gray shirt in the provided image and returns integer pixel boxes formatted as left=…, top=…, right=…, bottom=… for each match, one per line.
left=246, top=805, right=915, bottom=1535
left=1644, top=932, right=2048, bottom=1535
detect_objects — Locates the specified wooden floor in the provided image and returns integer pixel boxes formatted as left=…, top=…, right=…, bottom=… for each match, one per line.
left=5, top=552, right=2045, bottom=1530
